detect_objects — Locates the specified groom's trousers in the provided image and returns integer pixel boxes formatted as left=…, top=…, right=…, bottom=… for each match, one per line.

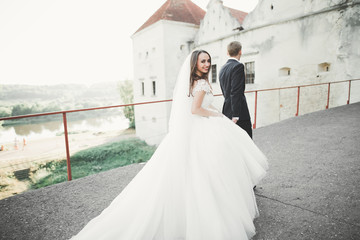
left=237, top=120, right=252, bottom=139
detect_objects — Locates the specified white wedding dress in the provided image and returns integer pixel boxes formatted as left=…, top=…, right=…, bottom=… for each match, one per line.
left=71, top=57, right=268, bottom=240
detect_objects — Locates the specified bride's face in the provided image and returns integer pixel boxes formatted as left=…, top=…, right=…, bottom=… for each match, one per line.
left=196, top=53, right=211, bottom=76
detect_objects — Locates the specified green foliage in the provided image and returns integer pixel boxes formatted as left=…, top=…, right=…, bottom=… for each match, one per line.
left=0, top=108, right=10, bottom=118
left=10, top=103, right=61, bottom=117
left=1, top=103, right=62, bottom=126
left=0, top=83, right=126, bottom=129
left=30, top=138, right=156, bottom=189
left=2, top=102, right=120, bottom=126
left=0, top=82, right=121, bottom=122
left=41, top=104, right=61, bottom=113
left=118, top=80, right=135, bottom=129
left=11, top=104, right=32, bottom=116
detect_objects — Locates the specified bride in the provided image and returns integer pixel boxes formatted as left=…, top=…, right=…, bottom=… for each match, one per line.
left=71, top=50, right=268, bottom=240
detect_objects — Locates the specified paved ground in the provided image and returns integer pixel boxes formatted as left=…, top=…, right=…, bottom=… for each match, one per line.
left=0, top=103, right=359, bottom=240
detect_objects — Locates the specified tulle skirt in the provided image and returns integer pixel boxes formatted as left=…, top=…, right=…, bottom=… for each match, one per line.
left=71, top=115, right=268, bottom=240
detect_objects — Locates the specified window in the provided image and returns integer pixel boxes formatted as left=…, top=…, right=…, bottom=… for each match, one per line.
left=152, top=81, right=156, bottom=96
left=141, top=81, right=145, bottom=96
left=318, top=62, right=330, bottom=73
left=279, top=67, right=291, bottom=76
left=245, top=62, right=255, bottom=84
left=211, top=65, right=217, bottom=83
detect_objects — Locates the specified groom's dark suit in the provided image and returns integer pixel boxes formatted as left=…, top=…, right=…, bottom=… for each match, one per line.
left=219, top=59, right=252, bottom=138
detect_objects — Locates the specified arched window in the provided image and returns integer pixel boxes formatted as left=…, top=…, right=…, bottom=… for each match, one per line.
left=279, top=67, right=291, bottom=76
left=318, top=62, right=330, bottom=73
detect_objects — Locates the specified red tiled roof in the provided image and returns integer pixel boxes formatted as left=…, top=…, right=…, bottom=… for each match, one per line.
left=227, top=7, right=248, bottom=24
left=134, top=0, right=206, bottom=34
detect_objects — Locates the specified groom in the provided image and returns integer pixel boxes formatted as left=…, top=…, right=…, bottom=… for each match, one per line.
left=219, top=41, right=252, bottom=138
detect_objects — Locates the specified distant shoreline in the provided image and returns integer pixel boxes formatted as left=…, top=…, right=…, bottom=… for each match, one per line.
left=1, top=110, right=121, bottom=127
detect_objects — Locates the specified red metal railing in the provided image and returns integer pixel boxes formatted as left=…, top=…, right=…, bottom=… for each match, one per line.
left=1, top=79, right=359, bottom=181
left=0, top=99, right=172, bottom=181
left=240, top=79, right=359, bottom=129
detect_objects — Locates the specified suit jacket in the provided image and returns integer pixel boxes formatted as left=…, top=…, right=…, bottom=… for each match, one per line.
left=219, top=59, right=251, bottom=121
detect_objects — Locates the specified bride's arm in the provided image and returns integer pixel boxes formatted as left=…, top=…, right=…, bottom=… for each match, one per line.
left=191, top=91, right=222, bottom=117
left=208, top=104, right=220, bottom=112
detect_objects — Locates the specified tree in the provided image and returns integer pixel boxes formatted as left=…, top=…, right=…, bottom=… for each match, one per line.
left=11, top=104, right=32, bottom=116
left=0, top=108, right=10, bottom=118
left=118, top=80, right=135, bottom=129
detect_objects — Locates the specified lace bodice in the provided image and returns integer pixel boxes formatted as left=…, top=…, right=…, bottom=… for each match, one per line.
left=192, top=79, right=214, bottom=109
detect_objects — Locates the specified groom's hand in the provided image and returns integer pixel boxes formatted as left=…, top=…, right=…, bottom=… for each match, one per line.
left=232, top=117, right=238, bottom=123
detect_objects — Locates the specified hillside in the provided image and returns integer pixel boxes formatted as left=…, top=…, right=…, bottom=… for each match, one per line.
left=0, top=81, right=128, bottom=123
left=0, top=82, right=122, bottom=107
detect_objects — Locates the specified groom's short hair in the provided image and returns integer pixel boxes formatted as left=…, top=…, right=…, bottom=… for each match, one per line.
left=227, top=41, right=242, bottom=57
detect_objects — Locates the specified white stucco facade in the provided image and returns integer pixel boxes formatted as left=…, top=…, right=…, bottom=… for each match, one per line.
left=132, top=20, right=199, bottom=145
left=132, top=0, right=360, bottom=145
left=197, top=0, right=360, bottom=127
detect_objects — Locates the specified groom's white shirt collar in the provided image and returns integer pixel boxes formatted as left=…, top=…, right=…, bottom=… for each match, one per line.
left=228, top=57, right=240, bottom=62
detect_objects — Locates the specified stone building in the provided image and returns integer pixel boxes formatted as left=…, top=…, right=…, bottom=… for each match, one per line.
left=132, top=0, right=360, bottom=145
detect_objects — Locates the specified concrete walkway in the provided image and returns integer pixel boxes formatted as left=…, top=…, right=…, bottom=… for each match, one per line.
left=0, top=103, right=359, bottom=240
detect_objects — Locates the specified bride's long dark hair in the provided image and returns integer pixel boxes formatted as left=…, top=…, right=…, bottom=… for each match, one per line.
left=189, top=50, right=211, bottom=96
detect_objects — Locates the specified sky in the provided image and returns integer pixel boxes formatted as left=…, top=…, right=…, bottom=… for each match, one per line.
left=0, top=0, right=259, bottom=86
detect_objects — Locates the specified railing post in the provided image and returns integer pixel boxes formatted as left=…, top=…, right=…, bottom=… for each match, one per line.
left=295, top=86, right=300, bottom=116
left=347, top=80, right=351, bottom=104
left=326, top=83, right=331, bottom=109
left=62, top=113, right=72, bottom=181
left=253, top=91, right=258, bottom=129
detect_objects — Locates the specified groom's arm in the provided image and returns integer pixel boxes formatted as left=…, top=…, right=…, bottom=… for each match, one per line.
left=230, top=63, right=245, bottom=120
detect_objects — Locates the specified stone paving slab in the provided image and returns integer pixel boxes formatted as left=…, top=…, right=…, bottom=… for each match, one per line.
left=0, top=102, right=359, bottom=240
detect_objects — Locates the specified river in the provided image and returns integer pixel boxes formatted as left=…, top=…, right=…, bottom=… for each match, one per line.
left=0, top=115, right=129, bottom=145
